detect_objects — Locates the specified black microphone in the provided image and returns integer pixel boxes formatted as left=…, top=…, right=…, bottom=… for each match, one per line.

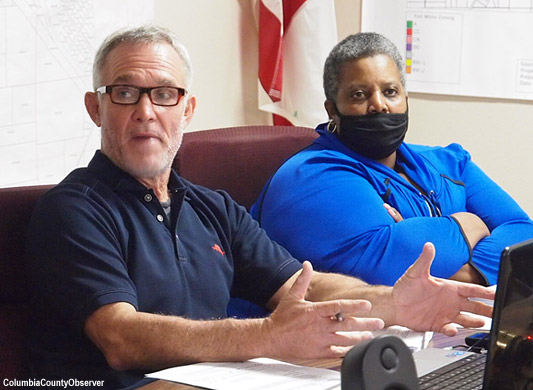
left=341, top=335, right=420, bottom=390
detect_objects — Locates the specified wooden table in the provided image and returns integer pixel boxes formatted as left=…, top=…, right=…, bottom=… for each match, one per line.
left=139, top=328, right=480, bottom=389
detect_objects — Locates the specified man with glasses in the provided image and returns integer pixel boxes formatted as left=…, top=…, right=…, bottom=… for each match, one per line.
left=26, top=25, right=494, bottom=389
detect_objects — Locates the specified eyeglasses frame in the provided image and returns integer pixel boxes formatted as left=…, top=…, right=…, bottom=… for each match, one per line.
left=95, top=85, right=187, bottom=106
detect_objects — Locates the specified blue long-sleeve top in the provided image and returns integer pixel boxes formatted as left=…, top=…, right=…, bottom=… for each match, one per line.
left=251, top=123, right=533, bottom=286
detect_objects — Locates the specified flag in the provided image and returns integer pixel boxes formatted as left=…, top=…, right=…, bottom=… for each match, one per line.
left=258, top=0, right=338, bottom=127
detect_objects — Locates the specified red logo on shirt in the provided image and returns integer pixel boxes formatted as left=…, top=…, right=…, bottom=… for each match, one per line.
left=211, top=244, right=225, bottom=256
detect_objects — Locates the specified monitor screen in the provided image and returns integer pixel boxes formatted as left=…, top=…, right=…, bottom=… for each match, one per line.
left=484, top=239, right=533, bottom=390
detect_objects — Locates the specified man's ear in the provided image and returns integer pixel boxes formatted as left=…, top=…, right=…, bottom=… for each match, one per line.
left=85, top=92, right=102, bottom=127
left=181, top=95, right=197, bottom=129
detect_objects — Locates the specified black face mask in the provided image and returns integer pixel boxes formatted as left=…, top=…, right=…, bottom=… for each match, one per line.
left=334, top=106, right=409, bottom=160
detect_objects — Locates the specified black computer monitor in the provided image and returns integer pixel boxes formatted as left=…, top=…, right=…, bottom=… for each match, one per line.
left=484, top=239, right=533, bottom=390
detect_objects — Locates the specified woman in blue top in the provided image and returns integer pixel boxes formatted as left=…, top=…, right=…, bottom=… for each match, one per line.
left=251, top=32, right=533, bottom=287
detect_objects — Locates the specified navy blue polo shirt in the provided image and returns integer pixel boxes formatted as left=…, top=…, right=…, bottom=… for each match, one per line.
left=26, top=150, right=302, bottom=389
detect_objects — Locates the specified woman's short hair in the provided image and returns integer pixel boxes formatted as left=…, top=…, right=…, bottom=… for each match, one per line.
left=323, top=32, right=405, bottom=102
left=92, top=24, right=193, bottom=90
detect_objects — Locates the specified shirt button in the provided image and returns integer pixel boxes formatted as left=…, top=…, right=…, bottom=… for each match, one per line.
left=144, top=194, right=153, bottom=202
left=156, top=214, right=164, bottom=222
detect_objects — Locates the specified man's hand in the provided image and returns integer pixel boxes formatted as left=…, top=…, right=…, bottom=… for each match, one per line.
left=392, top=242, right=494, bottom=336
left=261, top=261, right=385, bottom=359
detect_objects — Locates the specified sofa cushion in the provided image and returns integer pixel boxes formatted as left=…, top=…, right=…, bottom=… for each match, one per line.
left=174, top=125, right=317, bottom=210
left=0, top=185, right=51, bottom=380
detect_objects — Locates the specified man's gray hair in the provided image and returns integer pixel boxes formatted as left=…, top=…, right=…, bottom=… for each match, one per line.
left=323, top=32, right=405, bottom=102
left=92, top=24, right=193, bottom=90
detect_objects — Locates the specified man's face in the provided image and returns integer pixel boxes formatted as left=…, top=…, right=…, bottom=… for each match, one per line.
left=85, top=42, right=195, bottom=181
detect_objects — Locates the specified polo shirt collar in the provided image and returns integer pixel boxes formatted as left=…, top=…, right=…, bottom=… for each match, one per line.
left=87, top=150, right=187, bottom=194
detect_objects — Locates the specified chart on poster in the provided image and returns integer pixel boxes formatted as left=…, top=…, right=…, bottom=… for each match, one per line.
left=362, top=0, right=533, bottom=101
left=0, top=0, right=154, bottom=187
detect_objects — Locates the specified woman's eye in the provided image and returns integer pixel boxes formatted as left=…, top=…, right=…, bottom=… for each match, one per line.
left=352, top=91, right=366, bottom=99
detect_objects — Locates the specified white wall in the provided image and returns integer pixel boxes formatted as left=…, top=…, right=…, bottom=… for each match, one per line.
left=155, top=0, right=270, bottom=131
left=155, top=0, right=533, bottom=217
left=407, top=94, right=533, bottom=219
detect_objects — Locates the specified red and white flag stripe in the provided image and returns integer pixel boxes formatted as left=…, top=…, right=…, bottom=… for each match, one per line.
left=258, top=0, right=337, bottom=127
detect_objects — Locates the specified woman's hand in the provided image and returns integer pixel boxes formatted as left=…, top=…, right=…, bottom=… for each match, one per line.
left=384, top=203, right=403, bottom=222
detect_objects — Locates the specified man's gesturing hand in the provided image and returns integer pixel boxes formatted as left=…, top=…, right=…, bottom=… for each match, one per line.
left=392, top=242, right=494, bottom=336
left=261, top=261, right=385, bottom=360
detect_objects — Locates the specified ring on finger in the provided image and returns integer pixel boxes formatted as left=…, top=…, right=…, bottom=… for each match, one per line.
left=330, top=312, right=344, bottom=322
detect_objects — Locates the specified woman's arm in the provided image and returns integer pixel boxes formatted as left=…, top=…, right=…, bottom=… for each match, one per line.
left=258, top=169, right=473, bottom=286
left=385, top=204, right=488, bottom=284
left=462, top=161, right=533, bottom=285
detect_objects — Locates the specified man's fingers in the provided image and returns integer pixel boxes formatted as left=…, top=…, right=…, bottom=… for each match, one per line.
left=327, top=332, right=375, bottom=358
left=439, top=323, right=459, bottom=337
left=314, top=299, right=372, bottom=319
left=335, top=317, right=385, bottom=333
left=287, top=261, right=314, bottom=300
left=330, top=331, right=374, bottom=347
left=461, top=299, right=493, bottom=319
left=458, top=284, right=496, bottom=302
left=439, top=311, right=489, bottom=336
left=405, top=242, right=435, bottom=279
left=312, top=300, right=384, bottom=333
left=324, top=332, right=376, bottom=358
left=452, top=312, right=489, bottom=330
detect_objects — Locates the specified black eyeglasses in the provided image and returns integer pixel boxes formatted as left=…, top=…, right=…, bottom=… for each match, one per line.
left=96, top=85, right=187, bottom=106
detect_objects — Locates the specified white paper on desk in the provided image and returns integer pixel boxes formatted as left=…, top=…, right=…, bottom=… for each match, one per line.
left=371, top=326, right=432, bottom=352
left=146, top=358, right=340, bottom=390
